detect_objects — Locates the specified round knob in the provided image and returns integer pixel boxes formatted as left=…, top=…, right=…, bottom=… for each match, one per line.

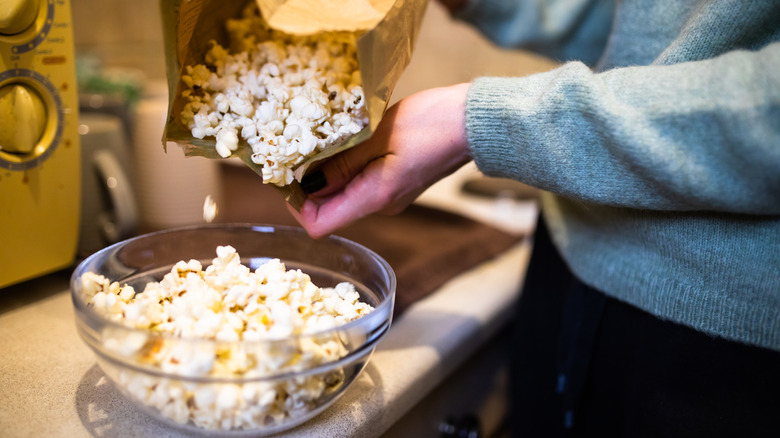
left=0, top=83, right=47, bottom=154
left=0, top=0, right=40, bottom=35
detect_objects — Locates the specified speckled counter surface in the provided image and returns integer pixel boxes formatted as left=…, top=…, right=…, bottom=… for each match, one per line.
left=0, top=238, right=530, bottom=438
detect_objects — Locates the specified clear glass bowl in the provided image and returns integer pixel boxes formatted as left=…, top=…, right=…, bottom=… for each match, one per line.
left=71, top=224, right=395, bottom=435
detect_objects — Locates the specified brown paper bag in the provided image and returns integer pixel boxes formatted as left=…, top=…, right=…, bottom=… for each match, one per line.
left=160, top=0, right=428, bottom=210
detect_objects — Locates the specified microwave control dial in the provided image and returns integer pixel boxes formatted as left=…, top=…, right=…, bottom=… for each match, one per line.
left=0, top=0, right=40, bottom=35
left=0, top=82, right=46, bottom=154
left=0, top=69, right=64, bottom=170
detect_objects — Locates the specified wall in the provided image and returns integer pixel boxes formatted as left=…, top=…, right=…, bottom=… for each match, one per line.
left=69, top=0, right=557, bottom=93
left=71, top=0, right=166, bottom=81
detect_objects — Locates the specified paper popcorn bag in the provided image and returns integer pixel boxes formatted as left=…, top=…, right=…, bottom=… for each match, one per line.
left=160, top=0, right=428, bottom=209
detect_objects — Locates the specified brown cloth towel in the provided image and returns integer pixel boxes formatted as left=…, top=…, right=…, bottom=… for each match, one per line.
left=217, top=165, right=525, bottom=316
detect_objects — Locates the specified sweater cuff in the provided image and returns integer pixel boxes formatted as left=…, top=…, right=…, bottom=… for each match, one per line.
left=465, top=63, right=594, bottom=192
left=465, top=75, right=540, bottom=182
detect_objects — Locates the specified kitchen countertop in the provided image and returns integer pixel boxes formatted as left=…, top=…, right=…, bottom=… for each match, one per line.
left=0, top=165, right=537, bottom=437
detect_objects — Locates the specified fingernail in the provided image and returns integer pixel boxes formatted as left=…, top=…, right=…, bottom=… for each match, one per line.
left=301, top=170, right=327, bottom=194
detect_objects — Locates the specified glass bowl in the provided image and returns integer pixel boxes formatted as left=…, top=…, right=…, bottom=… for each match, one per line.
left=71, top=224, right=395, bottom=435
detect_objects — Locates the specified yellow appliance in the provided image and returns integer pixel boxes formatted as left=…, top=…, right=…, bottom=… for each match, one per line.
left=0, top=0, right=80, bottom=288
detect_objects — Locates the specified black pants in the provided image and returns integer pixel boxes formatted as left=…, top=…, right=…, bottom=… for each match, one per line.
left=509, top=217, right=780, bottom=437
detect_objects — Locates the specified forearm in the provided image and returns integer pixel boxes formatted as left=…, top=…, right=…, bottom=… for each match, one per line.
left=467, top=42, right=780, bottom=215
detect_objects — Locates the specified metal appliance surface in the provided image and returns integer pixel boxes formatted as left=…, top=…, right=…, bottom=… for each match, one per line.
left=77, top=112, right=137, bottom=259
left=0, top=0, right=80, bottom=287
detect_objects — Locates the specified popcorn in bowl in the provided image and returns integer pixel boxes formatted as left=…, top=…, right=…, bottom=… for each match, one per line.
left=179, top=3, right=368, bottom=186
left=79, top=244, right=376, bottom=432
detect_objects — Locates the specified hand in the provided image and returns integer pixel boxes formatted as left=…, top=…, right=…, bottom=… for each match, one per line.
left=288, top=83, right=473, bottom=238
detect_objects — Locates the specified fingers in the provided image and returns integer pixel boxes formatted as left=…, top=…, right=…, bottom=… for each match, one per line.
left=289, top=166, right=389, bottom=238
left=300, top=135, right=388, bottom=197
left=300, top=98, right=405, bottom=197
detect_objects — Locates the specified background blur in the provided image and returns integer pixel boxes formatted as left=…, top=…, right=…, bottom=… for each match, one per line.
left=71, top=0, right=555, bottom=94
left=71, top=0, right=556, bottom=236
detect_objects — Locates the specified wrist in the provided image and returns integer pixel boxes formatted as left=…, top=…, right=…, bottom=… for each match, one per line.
left=448, top=82, right=473, bottom=165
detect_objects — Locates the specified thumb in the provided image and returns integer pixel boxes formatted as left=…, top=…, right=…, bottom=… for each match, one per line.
left=300, top=140, right=385, bottom=196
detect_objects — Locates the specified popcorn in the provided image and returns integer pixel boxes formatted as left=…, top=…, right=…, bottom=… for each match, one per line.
left=81, top=245, right=374, bottom=431
left=202, top=195, right=218, bottom=223
left=180, top=3, right=369, bottom=186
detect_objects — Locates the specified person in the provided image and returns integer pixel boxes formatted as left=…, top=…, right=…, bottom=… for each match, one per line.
left=289, top=0, right=780, bottom=435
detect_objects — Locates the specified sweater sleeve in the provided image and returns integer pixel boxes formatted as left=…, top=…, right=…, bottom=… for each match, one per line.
left=457, top=0, right=616, bottom=65
left=466, top=42, right=780, bottom=215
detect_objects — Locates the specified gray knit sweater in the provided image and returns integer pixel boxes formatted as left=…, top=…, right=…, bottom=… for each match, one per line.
left=458, top=0, right=780, bottom=351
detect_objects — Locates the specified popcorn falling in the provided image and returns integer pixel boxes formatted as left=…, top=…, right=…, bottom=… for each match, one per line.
left=203, top=195, right=218, bottom=223
left=180, top=3, right=368, bottom=186
left=80, top=245, right=374, bottom=430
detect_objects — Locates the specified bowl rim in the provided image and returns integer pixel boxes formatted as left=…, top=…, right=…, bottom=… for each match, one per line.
left=71, top=223, right=396, bottom=345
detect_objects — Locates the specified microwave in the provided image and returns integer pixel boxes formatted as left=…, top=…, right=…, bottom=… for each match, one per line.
left=0, top=0, right=80, bottom=288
